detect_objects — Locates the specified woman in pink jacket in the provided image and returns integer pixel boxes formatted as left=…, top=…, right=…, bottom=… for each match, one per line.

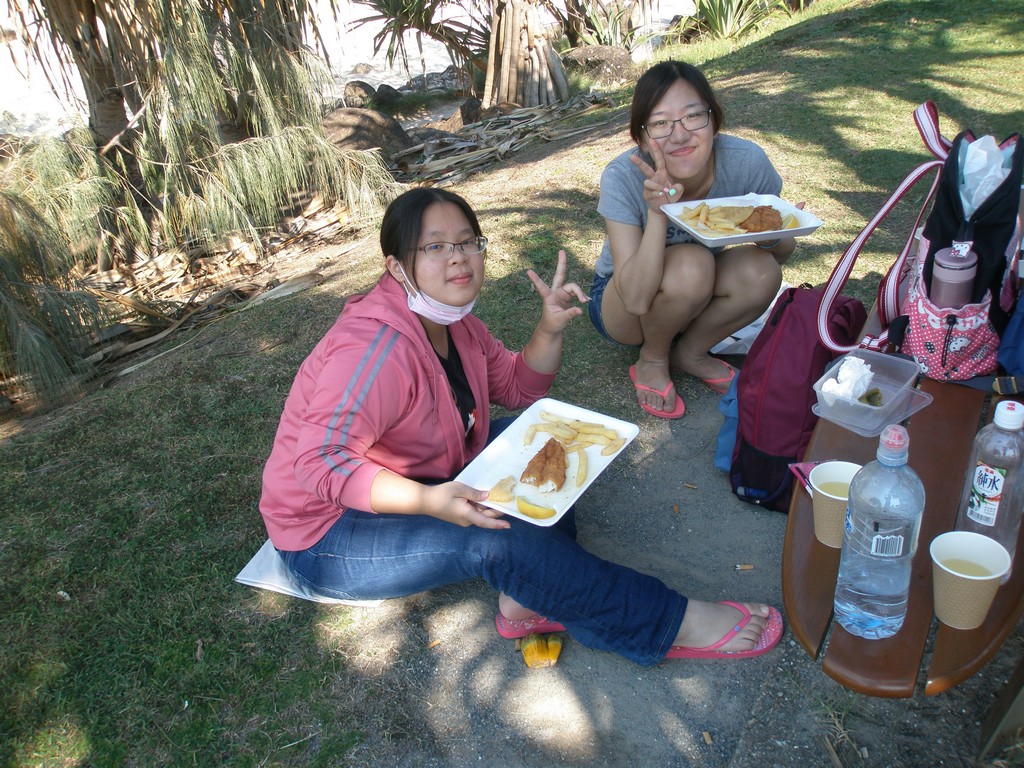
left=259, top=188, right=782, bottom=665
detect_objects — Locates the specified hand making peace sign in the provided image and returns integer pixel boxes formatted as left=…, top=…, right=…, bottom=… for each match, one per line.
left=630, top=140, right=683, bottom=215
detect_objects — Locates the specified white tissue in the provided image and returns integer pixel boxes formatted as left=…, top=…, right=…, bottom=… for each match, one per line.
left=959, top=135, right=1012, bottom=219
left=822, top=357, right=874, bottom=404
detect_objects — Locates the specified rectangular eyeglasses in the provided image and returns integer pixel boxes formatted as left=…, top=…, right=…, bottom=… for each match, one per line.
left=418, top=236, right=488, bottom=256
left=643, top=110, right=712, bottom=139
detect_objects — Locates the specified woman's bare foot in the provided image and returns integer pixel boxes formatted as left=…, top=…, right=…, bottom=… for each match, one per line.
left=669, top=348, right=729, bottom=383
left=631, top=358, right=679, bottom=413
left=497, top=593, right=536, bottom=621
left=672, top=600, right=771, bottom=652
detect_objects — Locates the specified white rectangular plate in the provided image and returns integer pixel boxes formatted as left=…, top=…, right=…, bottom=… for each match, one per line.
left=660, top=193, right=823, bottom=247
left=454, top=398, right=639, bottom=526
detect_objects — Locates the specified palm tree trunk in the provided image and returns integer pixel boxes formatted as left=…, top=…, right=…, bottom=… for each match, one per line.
left=417, top=30, right=426, bottom=84
left=508, top=0, right=522, bottom=104
left=40, top=0, right=127, bottom=147
left=544, top=41, right=569, bottom=102
left=561, top=0, right=588, bottom=48
left=498, top=0, right=514, bottom=103
left=482, top=1, right=501, bottom=106
left=486, top=0, right=568, bottom=108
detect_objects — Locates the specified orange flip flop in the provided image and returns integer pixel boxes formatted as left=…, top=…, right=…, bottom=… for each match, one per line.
left=629, top=365, right=685, bottom=419
left=699, top=359, right=737, bottom=395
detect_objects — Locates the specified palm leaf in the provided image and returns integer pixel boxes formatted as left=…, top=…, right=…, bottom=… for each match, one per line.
left=0, top=190, right=101, bottom=401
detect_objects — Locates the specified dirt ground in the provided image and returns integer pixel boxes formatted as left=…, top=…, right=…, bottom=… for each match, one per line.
left=315, top=379, right=1023, bottom=768
left=247, top=114, right=1024, bottom=767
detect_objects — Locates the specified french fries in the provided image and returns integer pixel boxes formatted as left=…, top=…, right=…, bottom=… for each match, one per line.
left=679, top=202, right=800, bottom=237
left=680, top=202, right=748, bottom=236
left=568, top=445, right=588, bottom=488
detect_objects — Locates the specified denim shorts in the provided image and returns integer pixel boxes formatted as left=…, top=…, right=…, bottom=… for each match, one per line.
left=588, top=272, right=640, bottom=349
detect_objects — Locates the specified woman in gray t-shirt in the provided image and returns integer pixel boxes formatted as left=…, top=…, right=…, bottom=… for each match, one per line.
left=589, top=61, right=798, bottom=419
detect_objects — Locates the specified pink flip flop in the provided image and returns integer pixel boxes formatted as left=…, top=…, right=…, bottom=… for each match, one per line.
left=665, top=601, right=784, bottom=660
left=699, top=359, right=737, bottom=395
left=495, top=612, right=566, bottom=639
left=629, top=365, right=685, bottom=419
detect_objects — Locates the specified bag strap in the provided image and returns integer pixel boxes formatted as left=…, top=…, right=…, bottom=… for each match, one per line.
left=914, top=101, right=952, bottom=161
left=818, top=159, right=945, bottom=353
left=817, top=101, right=952, bottom=354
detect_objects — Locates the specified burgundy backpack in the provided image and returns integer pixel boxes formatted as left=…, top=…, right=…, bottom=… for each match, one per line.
left=730, top=286, right=867, bottom=511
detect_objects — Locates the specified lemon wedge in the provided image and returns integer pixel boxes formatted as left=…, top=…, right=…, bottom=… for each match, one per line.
left=516, top=496, right=557, bottom=520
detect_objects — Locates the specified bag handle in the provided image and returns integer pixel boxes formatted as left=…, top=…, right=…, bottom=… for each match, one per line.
left=817, top=101, right=952, bottom=353
left=817, top=159, right=944, bottom=353
left=914, top=101, right=952, bottom=161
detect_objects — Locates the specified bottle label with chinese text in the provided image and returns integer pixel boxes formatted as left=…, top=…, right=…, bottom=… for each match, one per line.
left=966, top=462, right=1005, bottom=527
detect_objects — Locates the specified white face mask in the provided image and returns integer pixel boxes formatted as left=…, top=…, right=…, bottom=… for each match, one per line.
left=397, top=263, right=476, bottom=325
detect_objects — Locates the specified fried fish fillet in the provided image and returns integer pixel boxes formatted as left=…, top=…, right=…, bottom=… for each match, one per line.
left=489, top=475, right=516, bottom=503
left=520, top=437, right=568, bottom=493
left=739, top=205, right=783, bottom=233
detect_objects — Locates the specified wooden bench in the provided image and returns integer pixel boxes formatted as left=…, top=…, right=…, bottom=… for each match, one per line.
left=781, top=375, right=1024, bottom=754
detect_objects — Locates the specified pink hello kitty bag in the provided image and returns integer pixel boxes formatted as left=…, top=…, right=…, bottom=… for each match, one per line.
left=818, top=102, right=1022, bottom=382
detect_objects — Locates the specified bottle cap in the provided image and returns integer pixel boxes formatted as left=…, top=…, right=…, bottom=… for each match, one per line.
left=993, top=400, right=1024, bottom=431
left=935, top=246, right=978, bottom=270
left=877, top=424, right=910, bottom=464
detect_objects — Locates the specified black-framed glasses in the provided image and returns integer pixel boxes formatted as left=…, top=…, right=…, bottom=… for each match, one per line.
left=643, top=110, right=712, bottom=139
left=418, top=236, right=488, bottom=257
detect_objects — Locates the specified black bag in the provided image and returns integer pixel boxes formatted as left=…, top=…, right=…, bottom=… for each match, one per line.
left=920, top=129, right=1023, bottom=334
left=730, top=286, right=866, bottom=511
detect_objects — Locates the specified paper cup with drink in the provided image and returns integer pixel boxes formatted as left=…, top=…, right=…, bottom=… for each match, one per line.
left=929, top=531, right=1011, bottom=630
left=808, top=461, right=861, bottom=548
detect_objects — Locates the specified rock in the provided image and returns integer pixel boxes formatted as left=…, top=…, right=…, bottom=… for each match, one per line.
left=374, top=83, right=403, bottom=108
left=665, top=14, right=700, bottom=43
left=459, top=97, right=483, bottom=125
left=563, top=45, right=633, bottom=84
left=407, top=126, right=460, bottom=145
left=480, top=102, right=521, bottom=121
left=426, top=97, right=482, bottom=133
left=343, top=80, right=376, bottom=108
left=321, top=108, right=414, bottom=163
left=405, top=65, right=471, bottom=94
left=350, top=63, right=375, bottom=75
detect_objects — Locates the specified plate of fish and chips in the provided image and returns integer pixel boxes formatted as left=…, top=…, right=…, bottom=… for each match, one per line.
left=454, top=398, right=639, bottom=526
left=660, top=193, right=823, bottom=247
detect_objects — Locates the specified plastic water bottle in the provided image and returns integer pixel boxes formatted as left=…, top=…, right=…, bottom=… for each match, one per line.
left=834, top=424, right=925, bottom=639
left=955, top=400, right=1024, bottom=581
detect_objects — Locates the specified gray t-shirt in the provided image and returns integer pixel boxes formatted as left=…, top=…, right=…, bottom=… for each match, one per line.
left=594, top=133, right=783, bottom=278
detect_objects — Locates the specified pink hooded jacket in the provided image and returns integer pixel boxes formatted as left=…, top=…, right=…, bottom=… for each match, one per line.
left=259, top=272, right=556, bottom=550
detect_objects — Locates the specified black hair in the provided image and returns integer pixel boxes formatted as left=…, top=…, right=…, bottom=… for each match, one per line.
left=628, top=61, right=724, bottom=146
left=380, top=188, right=483, bottom=272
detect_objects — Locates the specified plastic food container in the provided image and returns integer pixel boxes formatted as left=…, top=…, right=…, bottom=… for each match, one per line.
left=812, top=349, right=926, bottom=436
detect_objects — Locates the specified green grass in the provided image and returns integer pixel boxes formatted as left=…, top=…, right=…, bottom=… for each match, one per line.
left=2, top=0, right=1023, bottom=764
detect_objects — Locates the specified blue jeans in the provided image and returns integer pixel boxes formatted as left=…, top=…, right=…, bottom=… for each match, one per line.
left=279, top=419, right=688, bottom=666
